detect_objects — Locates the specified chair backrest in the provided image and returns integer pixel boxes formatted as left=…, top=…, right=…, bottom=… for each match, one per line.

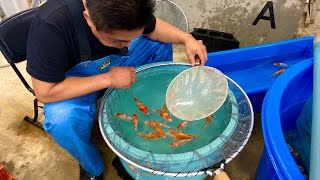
left=0, top=8, right=37, bottom=64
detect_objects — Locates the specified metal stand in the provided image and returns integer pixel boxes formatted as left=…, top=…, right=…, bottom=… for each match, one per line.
left=23, top=98, right=43, bottom=130
left=10, top=63, right=44, bottom=130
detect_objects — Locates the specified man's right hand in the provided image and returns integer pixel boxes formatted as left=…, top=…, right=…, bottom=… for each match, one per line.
left=31, top=66, right=136, bottom=103
left=107, top=66, right=136, bottom=88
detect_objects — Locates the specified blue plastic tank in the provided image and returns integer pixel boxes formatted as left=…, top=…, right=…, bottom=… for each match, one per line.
left=256, top=58, right=313, bottom=179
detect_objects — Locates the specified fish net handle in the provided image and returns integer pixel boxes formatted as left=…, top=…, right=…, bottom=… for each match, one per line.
left=195, top=54, right=201, bottom=66
left=128, top=164, right=155, bottom=177
left=211, top=168, right=230, bottom=180
left=205, top=163, right=230, bottom=180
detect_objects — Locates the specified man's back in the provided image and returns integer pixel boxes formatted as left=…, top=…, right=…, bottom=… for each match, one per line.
left=27, top=0, right=119, bottom=83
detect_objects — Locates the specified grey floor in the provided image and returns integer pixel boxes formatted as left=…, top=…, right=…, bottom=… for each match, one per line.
left=0, top=12, right=319, bottom=180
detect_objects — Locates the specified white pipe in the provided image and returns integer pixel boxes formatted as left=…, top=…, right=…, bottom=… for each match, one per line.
left=310, top=35, right=320, bottom=180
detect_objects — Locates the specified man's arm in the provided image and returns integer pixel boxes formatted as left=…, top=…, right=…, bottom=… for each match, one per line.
left=146, top=18, right=208, bottom=65
left=32, top=66, right=136, bottom=103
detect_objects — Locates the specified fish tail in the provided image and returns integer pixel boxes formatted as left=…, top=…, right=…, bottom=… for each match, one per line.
left=169, top=127, right=176, bottom=131
left=196, top=133, right=202, bottom=139
left=163, top=104, right=167, bottom=112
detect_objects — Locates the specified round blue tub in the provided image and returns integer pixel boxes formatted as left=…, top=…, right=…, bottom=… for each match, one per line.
left=256, top=58, right=313, bottom=179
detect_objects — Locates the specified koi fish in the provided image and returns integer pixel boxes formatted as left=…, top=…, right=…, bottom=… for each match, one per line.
left=115, top=113, right=132, bottom=121
left=166, top=131, right=196, bottom=140
left=272, top=69, right=285, bottom=76
left=177, top=121, right=191, bottom=129
left=154, top=126, right=166, bottom=138
left=154, top=104, right=172, bottom=122
left=273, top=62, right=288, bottom=67
left=205, top=114, right=214, bottom=127
left=144, top=120, right=170, bottom=128
left=132, top=114, right=138, bottom=131
left=138, top=132, right=162, bottom=139
left=134, top=96, right=149, bottom=115
left=169, top=138, right=193, bottom=147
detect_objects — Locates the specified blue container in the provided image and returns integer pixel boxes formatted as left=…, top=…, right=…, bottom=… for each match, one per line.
left=256, top=58, right=313, bottom=179
left=206, top=36, right=314, bottom=112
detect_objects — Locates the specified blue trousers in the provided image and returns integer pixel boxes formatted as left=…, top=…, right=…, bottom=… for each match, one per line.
left=43, top=36, right=172, bottom=176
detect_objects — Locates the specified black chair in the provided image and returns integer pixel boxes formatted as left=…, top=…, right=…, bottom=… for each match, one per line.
left=0, top=8, right=43, bottom=129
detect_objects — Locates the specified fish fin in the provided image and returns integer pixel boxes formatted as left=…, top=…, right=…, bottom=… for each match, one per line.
left=196, top=133, right=203, bottom=139
left=163, top=104, right=167, bottom=112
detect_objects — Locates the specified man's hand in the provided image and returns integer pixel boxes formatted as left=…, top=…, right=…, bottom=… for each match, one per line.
left=108, top=66, right=136, bottom=88
left=184, top=36, right=208, bottom=66
left=145, top=18, right=208, bottom=65
left=31, top=66, right=136, bottom=103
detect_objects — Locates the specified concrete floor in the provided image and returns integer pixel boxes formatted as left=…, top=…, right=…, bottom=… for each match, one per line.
left=0, top=12, right=319, bottom=180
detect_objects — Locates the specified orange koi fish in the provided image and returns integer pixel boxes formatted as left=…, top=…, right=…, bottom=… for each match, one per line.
left=166, top=131, right=196, bottom=140
left=138, top=132, right=162, bottom=139
left=154, top=126, right=166, bottom=138
left=132, top=114, right=138, bottom=131
left=144, top=120, right=170, bottom=128
left=177, top=121, right=191, bottom=129
left=205, top=114, right=214, bottom=127
left=272, top=69, right=285, bottom=76
left=134, top=96, right=149, bottom=115
left=169, top=138, right=193, bottom=147
left=273, top=62, right=288, bottom=67
left=115, top=113, right=132, bottom=121
left=154, top=104, right=172, bottom=122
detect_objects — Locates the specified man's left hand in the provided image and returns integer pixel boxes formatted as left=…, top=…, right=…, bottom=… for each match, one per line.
left=184, top=35, right=208, bottom=66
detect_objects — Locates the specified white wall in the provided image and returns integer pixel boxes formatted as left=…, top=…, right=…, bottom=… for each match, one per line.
left=0, top=0, right=28, bottom=19
left=170, top=0, right=305, bottom=47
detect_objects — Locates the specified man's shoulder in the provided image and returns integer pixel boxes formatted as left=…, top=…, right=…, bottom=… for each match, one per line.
left=36, top=0, right=70, bottom=26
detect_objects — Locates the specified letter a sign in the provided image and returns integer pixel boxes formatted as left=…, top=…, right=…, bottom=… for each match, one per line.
left=252, top=1, right=276, bottom=29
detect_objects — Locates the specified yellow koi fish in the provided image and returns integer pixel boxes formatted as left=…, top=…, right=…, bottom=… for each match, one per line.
left=134, top=96, right=149, bottom=115
left=154, top=104, right=172, bottom=122
left=177, top=121, right=191, bottom=129
left=144, top=120, right=170, bottom=128
left=272, top=69, right=285, bottom=76
left=169, top=138, right=193, bottom=147
left=166, top=131, right=196, bottom=140
left=205, top=114, right=214, bottom=127
left=115, top=113, right=132, bottom=121
left=132, top=114, right=138, bottom=132
left=154, top=126, right=166, bottom=138
left=138, top=132, right=162, bottom=139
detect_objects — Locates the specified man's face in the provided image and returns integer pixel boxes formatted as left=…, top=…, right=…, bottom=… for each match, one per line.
left=92, top=27, right=144, bottom=49
left=83, top=6, right=145, bottom=49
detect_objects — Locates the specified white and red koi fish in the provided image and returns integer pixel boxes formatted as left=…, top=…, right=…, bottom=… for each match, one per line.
left=205, top=114, right=214, bottom=127
left=169, top=138, right=193, bottom=147
left=177, top=121, right=191, bottom=129
left=154, top=104, right=172, bottom=122
left=273, top=62, right=288, bottom=67
left=115, top=113, right=132, bottom=121
left=272, top=69, right=285, bottom=76
left=138, top=132, right=162, bottom=139
left=132, top=114, right=139, bottom=132
left=144, top=120, right=170, bottom=128
left=166, top=131, right=196, bottom=140
left=134, top=96, right=149, bottom=115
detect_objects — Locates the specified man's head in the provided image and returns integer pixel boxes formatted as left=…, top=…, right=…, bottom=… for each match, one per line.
left=83, top=0, right=155, bottom=48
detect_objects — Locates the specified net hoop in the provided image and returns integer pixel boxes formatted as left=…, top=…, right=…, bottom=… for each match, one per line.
left=99, top=62, right=254, bottom=177
left=155, top=0, right=189, bottom=32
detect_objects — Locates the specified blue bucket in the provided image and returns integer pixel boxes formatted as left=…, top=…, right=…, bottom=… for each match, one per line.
left=256, top=58, right=313, bottom=179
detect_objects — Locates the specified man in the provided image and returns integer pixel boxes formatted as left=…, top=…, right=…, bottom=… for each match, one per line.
left=27, top=0, right=207, bottom=179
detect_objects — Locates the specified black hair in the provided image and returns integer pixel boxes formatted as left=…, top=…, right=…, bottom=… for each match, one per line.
left=85, top=0, right=155, bottom=32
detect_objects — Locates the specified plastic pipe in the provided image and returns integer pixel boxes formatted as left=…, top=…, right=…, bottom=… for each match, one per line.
left=310, top=36, right=320, bottom=180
